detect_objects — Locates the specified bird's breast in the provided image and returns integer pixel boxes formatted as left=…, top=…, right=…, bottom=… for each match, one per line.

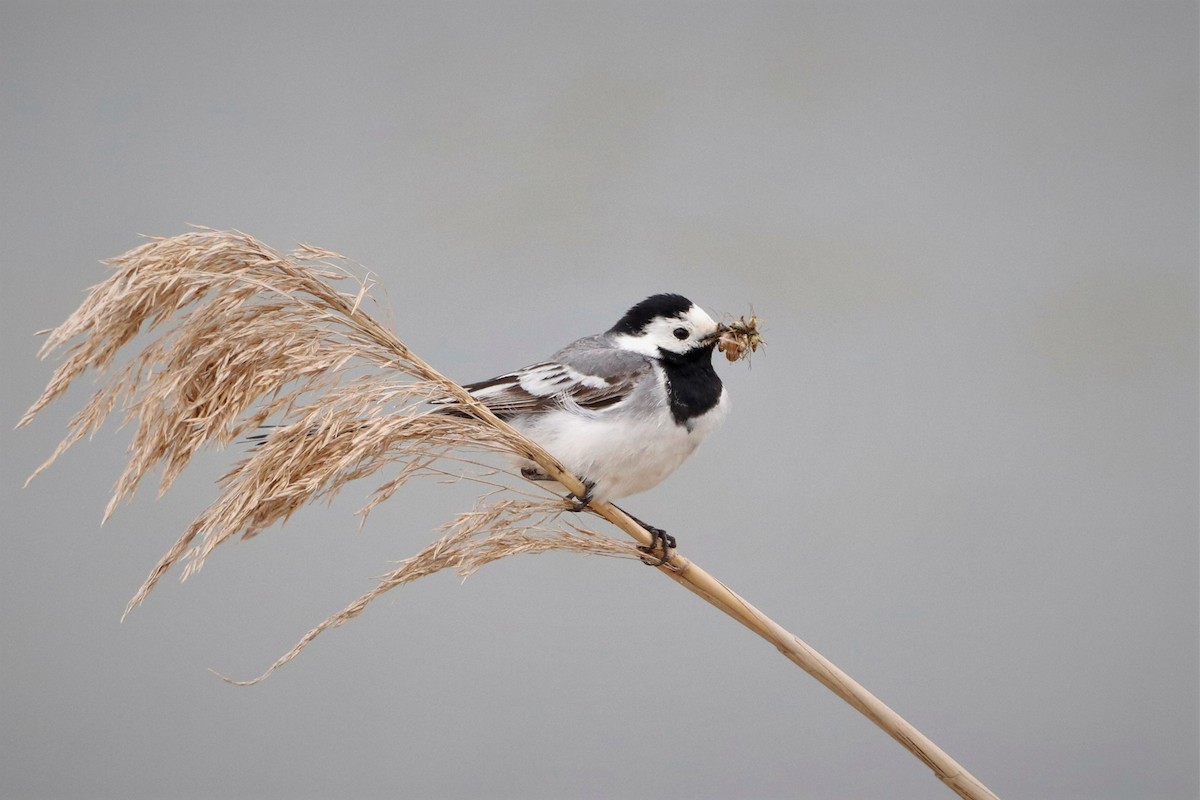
left=509, top=385, right=728, bottom=502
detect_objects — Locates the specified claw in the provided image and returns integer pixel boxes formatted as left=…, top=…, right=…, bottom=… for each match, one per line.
left=566, top=479, right=595, bottom=512
left=609, top=503, right=677, bottom=565
left=637, top=527, right=673, bottom=566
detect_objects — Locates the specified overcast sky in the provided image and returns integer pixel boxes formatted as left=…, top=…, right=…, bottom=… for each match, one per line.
left=2, top=2, right=1196, bottom=799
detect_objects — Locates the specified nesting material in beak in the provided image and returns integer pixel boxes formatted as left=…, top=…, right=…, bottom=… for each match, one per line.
left=716, top=314, right=764, bottom=362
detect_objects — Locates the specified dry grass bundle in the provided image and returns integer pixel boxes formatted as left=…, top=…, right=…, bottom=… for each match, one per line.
left=717, top=314, right=764, bottom=362
left=22, top=228, right=999, bottom=800
left=19, top=228, right=611, bottom=622
left=221, top=496, right=638, bottom=686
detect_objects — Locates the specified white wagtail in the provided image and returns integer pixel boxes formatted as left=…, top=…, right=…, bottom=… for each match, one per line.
left=440, top=293, right=730, bottom=561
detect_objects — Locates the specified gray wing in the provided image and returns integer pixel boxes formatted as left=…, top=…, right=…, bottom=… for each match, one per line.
left=449, top=334, right=652, bottom=416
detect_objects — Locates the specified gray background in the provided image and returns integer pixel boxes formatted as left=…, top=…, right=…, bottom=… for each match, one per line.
left=2, top=2, right=1196, bottom=799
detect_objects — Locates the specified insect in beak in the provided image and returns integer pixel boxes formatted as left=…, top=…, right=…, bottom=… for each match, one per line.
left=715, top=315, right=764, bottom=362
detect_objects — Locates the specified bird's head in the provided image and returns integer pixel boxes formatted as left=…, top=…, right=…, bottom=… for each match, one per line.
left=608, top=293, right=727, bottom=359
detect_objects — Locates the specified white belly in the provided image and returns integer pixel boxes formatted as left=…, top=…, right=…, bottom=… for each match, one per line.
left=510, top=389, right=728, bottom=502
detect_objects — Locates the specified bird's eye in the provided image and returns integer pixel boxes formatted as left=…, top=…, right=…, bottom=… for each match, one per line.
left=673, top=327, right=689, bottom=340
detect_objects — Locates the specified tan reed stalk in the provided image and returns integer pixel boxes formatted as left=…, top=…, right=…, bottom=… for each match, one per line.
left=413, top=357, right=1002, bottom=800
left=21, top=229, right=999, bottom=800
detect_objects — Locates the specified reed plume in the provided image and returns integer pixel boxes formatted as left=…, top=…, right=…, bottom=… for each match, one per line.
left=19, top=229, right=638, bottom=619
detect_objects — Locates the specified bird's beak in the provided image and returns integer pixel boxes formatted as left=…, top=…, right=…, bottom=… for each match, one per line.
left=706, top=322, right=729, bottom=344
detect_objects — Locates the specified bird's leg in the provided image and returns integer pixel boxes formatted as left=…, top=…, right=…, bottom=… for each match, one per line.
left=613, top=505, right=676, bottom=566
left=562, top=489, right=675, bottom=565
left=565, top=478, right=596, bottom=513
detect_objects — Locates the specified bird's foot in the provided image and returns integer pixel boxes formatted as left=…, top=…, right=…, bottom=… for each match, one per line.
left=636, top=524, right=676, bottom=567
left=565, top=479, right=596, bottom=513
left=611, top=504, right=677, bottom=565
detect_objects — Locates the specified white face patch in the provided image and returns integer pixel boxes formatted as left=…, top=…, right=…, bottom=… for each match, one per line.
left=613, top=304, right=721, bottom=357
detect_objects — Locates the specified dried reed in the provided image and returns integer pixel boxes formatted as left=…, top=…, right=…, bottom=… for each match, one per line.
left=21, top=229, right=999, bottom=800
left=18, top=229, right=597, bottom=618
left=217, top=495, right=638, bottom=686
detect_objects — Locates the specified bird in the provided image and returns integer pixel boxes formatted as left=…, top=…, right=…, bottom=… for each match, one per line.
left=437, top=293, right=730, bottom=562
